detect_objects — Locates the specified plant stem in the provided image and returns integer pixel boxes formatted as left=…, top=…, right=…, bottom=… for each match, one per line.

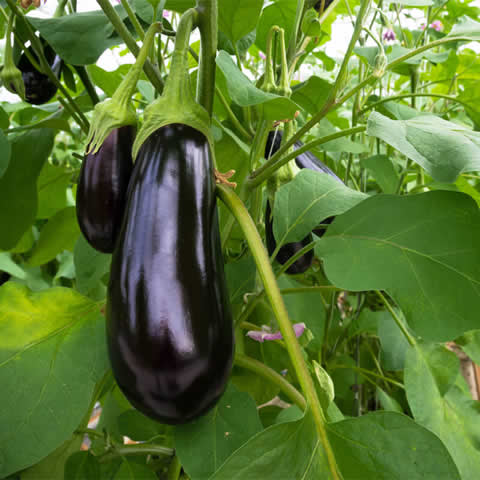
left=215, top=86, right=252, bottom=141
left=249, top=126, right=366, bottom=188
left=217, top=184, right=342, bottom=480
left=195, top=0, right=217, bottom=116
left=98, top=444, right=174, bottom=463
left=120, top=0, right=145, bottom=40
left=96, top=0, right=164, bottom=92
left=74, top=66, right=100, bottom=105
left=331, top=365, right=405, bottom=389
left=376, top=291, right=416, bottom=347
left=358, top=92, right=471, bottom=115
left=167, top=456, right=182, bottom=480
left=235, top=353, right=306, bottom=409
left=287, top=0, right=305, bottom=68
left=58, top=96, right=89, bottom=133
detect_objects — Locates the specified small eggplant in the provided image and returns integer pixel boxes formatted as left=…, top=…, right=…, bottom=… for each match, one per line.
left=106, top=124, right=234, bottom=424
left=76, top=126, right=135, bottom=254
left=265, top=200, right=314, bottom=275
left=17, top=41, right=63, bottom=105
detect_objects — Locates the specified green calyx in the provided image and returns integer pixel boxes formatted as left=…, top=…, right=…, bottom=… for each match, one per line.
left=1, top=12, right=25, bottom=100
left=132, top=8, right=212, bottom=160
left=276, top=28, right=291, bottom=98
left=261, top=25, right=281, bottom=93
left=86, top=22, right=161, bottom=155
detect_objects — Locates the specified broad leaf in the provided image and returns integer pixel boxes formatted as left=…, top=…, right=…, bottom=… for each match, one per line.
left=273, top=170, right=367, bottom=244
left=405, top=344, right=480, bottom=479
left=0, top=283, right=109, bottom=477
left=113, top=460, right=157, bottom=479
left=316, top=191, right=480, bottom=341
left=449, top=16, right=480, bottom=41
left=28, top=207, right=80, bottom=267
left=0, top=129, right=11, bottom=178
left=291, top=76, right=333, bottom=116
left=361, top=155, right=400, bottom=194
left=218, top=0, right=263, bottom=45
left=328, top=411, right=460, bottom=478
left=36, top=162, right=72, bottom=219
left=366, top=111, right=480, bottom=183
left=175, top=384, right=262, bottom=480
left=216, top=51, right=299, bottom=121
left=0, top=129, right=54, bottom=250
left=63, top=451, right=101, bottom=480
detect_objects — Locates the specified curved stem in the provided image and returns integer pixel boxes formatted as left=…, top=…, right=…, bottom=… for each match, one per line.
left=217, top=184, right=342, bottom=480
left=98, top=444, right=174, bottom=463
left=330, top=365, right=405, bottom=389
left=215, top=87, right=252, bottom=141
left=74, top=66, right=100, bottom=105
left=196, top=0, right=217, bottom=116
left=249, top=125, right=366, bottom=188
left=58, top=96, right=89, bottom=133
left=376, top=291, right=416, bottom=347
left=358, top=92, right=471, bottom=115
left=96, top=0, right=164, bottom=92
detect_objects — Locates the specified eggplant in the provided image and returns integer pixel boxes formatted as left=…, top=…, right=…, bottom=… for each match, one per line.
left=17, top=40, right=63, bottom=105
left=265, top=200, right=314, bottom=275
left=76, top=126, right=135, bottom=254
left=106, top=124, right=234, bottom=424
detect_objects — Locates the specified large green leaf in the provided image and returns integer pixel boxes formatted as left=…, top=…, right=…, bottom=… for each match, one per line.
left=218, top=0, right=263, bottom=45
left=36, top=162, right=72, bottom=219
left=175, top=383, right=262, bottom=480
left=291, top=76, right=333, bottom=116
left=360, top=155, right=400, bottom=194
left=316, top=191, right=480, bottom=341
left=0, top=283, right=109, bottom=477
left=0, top=129, right=11, bottom=179
left=216, top=51, right=299, bottom=121
left=328, top=411, right=460, bottom=478
left=449, top=16, right=480, bottom=41
left=28, top=206, right=80, bottom=267
left=366, top=112, right=480, bottom=183
left=405, top=343, right=480, bottom=479
left=273, top=170, right=367, bottom=244
left=28, top=6, right=128, bottom=65
left=0, top=129, right=54, bottom=250
left=113, top=460, right=157, bottom=479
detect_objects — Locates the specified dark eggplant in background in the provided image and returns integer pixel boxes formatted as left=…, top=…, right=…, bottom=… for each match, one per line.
left=17, top=40, right=63, bottom=105
left=76, top=125, right=135, bottom=254
left=264, top=130, right=343, bottom=274
left=107, top=124, right=234, bottom=424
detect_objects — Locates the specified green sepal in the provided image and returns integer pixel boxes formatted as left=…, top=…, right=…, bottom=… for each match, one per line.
left=372, top=52, right=387, bottom=79
left=132, top=8, right=214, bottom=159
left=85, top=22, right=162, bottom=154
left=2, top=11, right=25, bottom=101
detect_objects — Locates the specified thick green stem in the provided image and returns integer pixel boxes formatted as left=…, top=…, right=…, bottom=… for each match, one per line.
left=249, top=126, right=366, bottom=187
left=217, top=184, right=342, bottom=480
left=54, top=0, right=68, bottom=17
left=235, top=353, right=306, bottom=409
left=376, top=291, right=416, bottom=347
left=286, top=0, right=305, bottom=67
left=58, top=96, right=89, bottom=133
left=167, top=456, right=182, bottom=480
left=215, top=87, right=252, bottom=141
left=195, top=0, right=217, bottom=116
left=120, top=0, right=145, bottom=40
left=96, top=0, right=164, bottom=92
left=98, top=444, right=174, bottom=463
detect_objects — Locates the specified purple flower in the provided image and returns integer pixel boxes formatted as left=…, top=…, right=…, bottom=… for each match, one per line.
left=246, top=323, right=306, bottom=343
left=163, top=10, right=170, bottom=18
left=430, top=20, right=443, bottom=31
left=383, top=29, right=396, bottom=42
left=259, top=51, right=266, bottom=60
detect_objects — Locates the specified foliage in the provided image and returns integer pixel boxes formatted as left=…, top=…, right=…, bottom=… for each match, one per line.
left=0, top=0, right=480, bottom=479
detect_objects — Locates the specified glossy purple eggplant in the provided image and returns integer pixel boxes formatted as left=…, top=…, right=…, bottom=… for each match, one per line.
left=106, top=124, right=234, bottom=424
left=17, top=41, right=63, bottom=105
left=265, top=200, right=314, bottom=275
left=76, top=126, right=135, bottom=253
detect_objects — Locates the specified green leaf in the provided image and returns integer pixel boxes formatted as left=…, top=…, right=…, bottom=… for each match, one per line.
left=28, top=207, right=80, bottom=267
left=0, top=283, right=109, bottom=477
left=366, top=111, right=480, bottom=183
left=449, top=16, right=480, bottom=41
left=64, top=451, right=101, bottom=480
left=328, top=411, right=460, bottom=478
left=117, top=409, right=170, bottom=442
left=376, top=387, right=403, bottom=413
left=164, top=0, right=195, bottom=12
left=377, top=309, right=411, bottom=371
left=88, top=64, right=132, bottom=98
left=175, top=383, right=263, bottom=480
left=74, top=236, right=111, bottom=298
left=209, top=410, right=331, bottom=479
left=316, top=191, right=480, bottom=341
left=28, top=6, right=129, bottom=66
left=113, top=460, right=157, bottom=479
left=36, top=162, right=72, bottom=219
left=216, top=51, right=299, bottom=121
left=218, top=0, right=263, bottom=45
left=361, top=155, right=400, bottom=194
left=274, top=170, right=367, bottom=244
left=0, top=129, right=54, bottom=250
left=0, top=129, right=11, bottom=178
left=0, top=252, right=27, bottom=280
left=291, top=76, right=333, bottom=116
left=21, top=436, right=83, bottom=480
left=405, top=343, right=480, bottom=479
left=455, top=330, right=480, bottom=365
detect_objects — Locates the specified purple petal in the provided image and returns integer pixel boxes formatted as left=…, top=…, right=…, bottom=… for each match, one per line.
left=246, top=323, right=306, bottom=343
